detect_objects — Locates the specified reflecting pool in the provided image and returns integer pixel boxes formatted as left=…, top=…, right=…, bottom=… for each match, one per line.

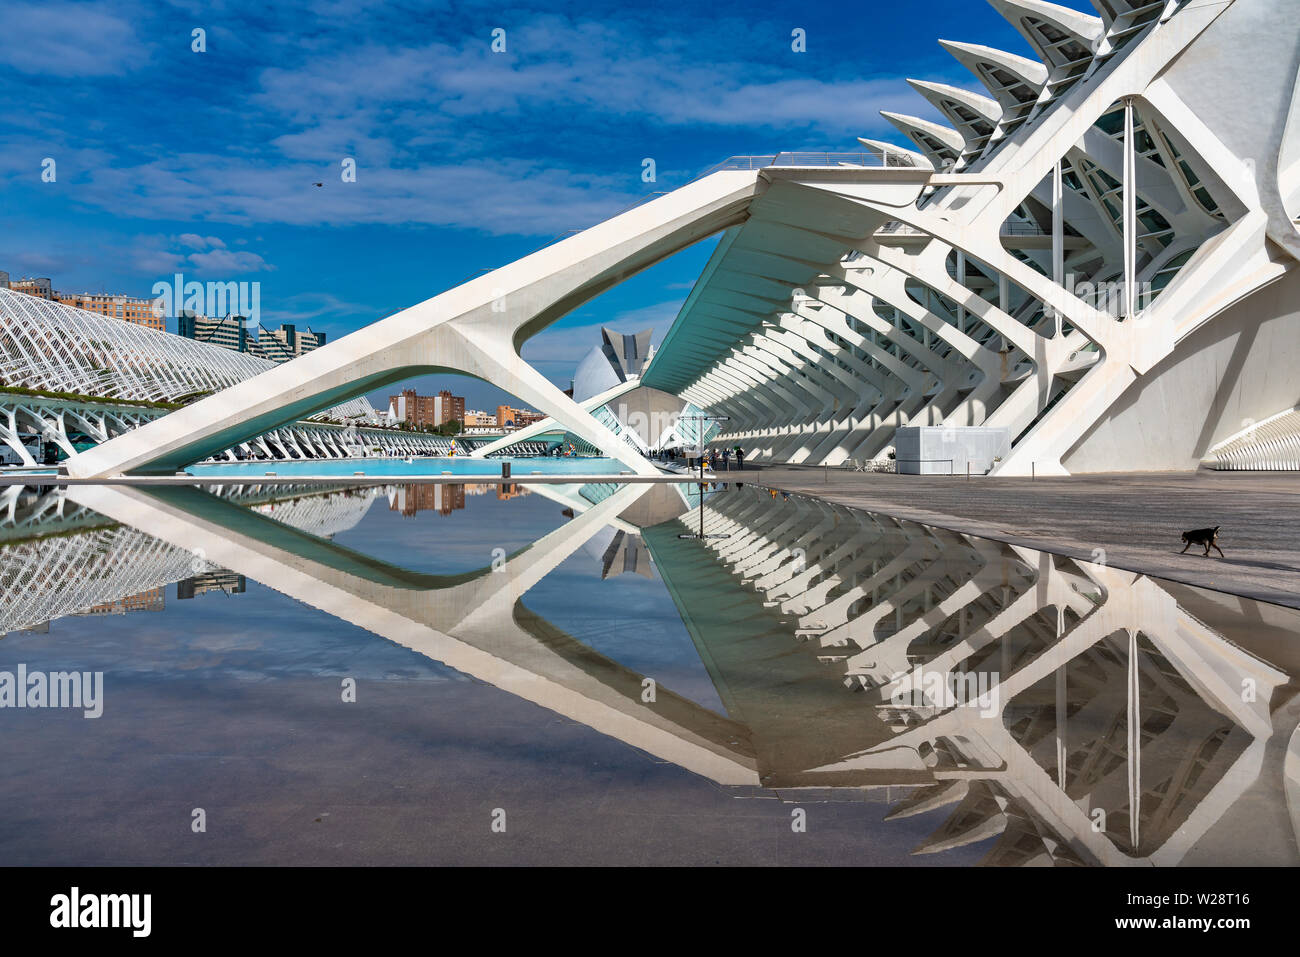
left=187, top=455, right=628, bottom=478
left=1, top=480, right=1297, bottom=865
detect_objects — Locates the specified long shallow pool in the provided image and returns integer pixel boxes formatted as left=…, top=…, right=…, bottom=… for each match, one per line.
left=188, top=455, right=629, bottom=478
left=1, top=479, right=1297, bottom=866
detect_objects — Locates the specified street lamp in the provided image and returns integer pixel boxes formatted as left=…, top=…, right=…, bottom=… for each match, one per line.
left=676, top=414, right=732, bottom=541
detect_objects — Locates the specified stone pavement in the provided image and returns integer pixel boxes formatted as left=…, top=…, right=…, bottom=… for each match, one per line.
left=731, top=465, right=1300, bottom=610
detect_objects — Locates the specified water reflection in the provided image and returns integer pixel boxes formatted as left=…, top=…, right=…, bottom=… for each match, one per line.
left=655, top=485, right=1300, bottom=866
left=2, top=480, right=1297, bottom=866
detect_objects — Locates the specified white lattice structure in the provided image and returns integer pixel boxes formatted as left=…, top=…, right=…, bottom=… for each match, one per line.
left=1203, top=408, right=1300, bottom=470
left=211, top=422, right=469, bottom=464
left=0, top=392, right=461, bottom=468
left=0, top=288, right=376, bottom=417
left=0, top=524, right=203, bottom=635
left=0, top=289, right=463, bottom=466
left=0, top=484, right=387, bottom=634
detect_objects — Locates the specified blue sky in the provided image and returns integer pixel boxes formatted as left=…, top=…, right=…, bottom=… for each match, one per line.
left=0, top=0, right=1096, bottom=410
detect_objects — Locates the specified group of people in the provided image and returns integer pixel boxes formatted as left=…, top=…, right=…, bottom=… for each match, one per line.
left=652, top=446, right=746, bottom=471
left=709, top=447, right=744, bottom=471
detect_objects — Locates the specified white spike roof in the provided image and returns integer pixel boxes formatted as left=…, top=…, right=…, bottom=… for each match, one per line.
left=1090, top=0, right=1169, bottom=23
left=857, top=137, right=933, bottom=170
left=906, top=79, right=1003, bottom=150
left=938, top=39, right=1049, bottom=112
left=986, top=0, right=1104, bottom=71
left=880, top=111, right=965, bottom=168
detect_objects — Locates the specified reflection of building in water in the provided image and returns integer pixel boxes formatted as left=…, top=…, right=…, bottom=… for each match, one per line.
left=177, top=571, right=246, bottom=600
left=0, top=525, right=196, bottom=637
left=77, top=587, right=165, bottom=615
left=251, top=486, right=384, bottom=539
left=388, top=484, right=466, bottom=516
left=1, top=620, right=49, bottom=639
left=389, top=484, right=530, bottom=515
left=0, top=484, right=383, bottom=635
left=17, top=478, right=1300, bottom=868
left=641, top=484, right=1300, bottom=867
left=599, top=530, right=655, bottom=581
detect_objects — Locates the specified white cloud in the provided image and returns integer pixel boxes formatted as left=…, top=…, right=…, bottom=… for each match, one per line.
left=262, top=291, right=376, bottom=325
left=0, top=2, right=146, bottom=77
left=125, top=234, right=271, bottom=279
left=72, top=155, right=640, bottom=236
left=186, top=248, right=272, bottom=273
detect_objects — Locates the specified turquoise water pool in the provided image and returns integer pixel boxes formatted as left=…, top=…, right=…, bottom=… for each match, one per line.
left=188, top=455, right=629, bottom=478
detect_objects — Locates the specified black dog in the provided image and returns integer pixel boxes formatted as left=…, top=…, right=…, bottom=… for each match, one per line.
left=1180, top=526, right=1224, bottom=558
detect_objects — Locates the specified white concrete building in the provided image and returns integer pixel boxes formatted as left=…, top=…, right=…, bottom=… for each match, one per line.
left=67, top=0, right=1300, bottom=477
left=640, top=0, right=1300, bottom=475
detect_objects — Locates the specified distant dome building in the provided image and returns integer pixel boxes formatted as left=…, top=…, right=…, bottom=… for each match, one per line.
left=572, top=327, right=654, bottom=403
left=572, top=327, right=690, bottom=451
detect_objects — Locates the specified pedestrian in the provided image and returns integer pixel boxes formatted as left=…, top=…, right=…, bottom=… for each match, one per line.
left=722, top=448, right=730, bottom=471
left=735, top=446, right=745, bottom=471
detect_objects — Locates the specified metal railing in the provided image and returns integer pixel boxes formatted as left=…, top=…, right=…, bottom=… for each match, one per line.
left=695, top=151, right=917, bottom=178
left=875, top=220, right=1073, bottom=238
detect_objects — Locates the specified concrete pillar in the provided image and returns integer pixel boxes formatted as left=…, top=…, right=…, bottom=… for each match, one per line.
left=1053, top=160, right=1064, bottom=337
left=1123, top=97, right=1137, bottom=321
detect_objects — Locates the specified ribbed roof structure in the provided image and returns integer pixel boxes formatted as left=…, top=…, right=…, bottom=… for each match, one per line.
left=0, top=289, right=374, bottom=419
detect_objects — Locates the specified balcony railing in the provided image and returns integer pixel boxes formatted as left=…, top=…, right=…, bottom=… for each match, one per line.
left=696, top=151, right=919, bottom=178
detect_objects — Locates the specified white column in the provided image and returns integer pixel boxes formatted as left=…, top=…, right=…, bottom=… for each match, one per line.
left=1123, top=97, right=1137, bottom=321
left=998, top=274, right=1010, bottom=355
left=1054, top=606, right=1066, bottom=791
left=1127, top=628, right=1141, bottom=852
left=956, top=251, right=967, bottom=334
left=1052, top=160, right=1064, bottom=338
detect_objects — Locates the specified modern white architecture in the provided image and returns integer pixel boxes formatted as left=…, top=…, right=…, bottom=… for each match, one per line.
left=0, top=289, right=467, bottom=466
left=65, top=0, right=1300, bottom=478
left=640, top=0, right=1300, bottom=474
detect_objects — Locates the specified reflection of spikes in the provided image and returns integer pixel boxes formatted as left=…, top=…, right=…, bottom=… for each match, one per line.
left=981, top=814, right=1082, bottom=866
left=885, top=779, right=970, bottom=820
left=673, top=486, right=1300, bottom=865
left=914, top=780, right=1008, bottom=855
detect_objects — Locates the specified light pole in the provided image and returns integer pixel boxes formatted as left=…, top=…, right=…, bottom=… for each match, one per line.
left=677, top=414, right=732, bottom=541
